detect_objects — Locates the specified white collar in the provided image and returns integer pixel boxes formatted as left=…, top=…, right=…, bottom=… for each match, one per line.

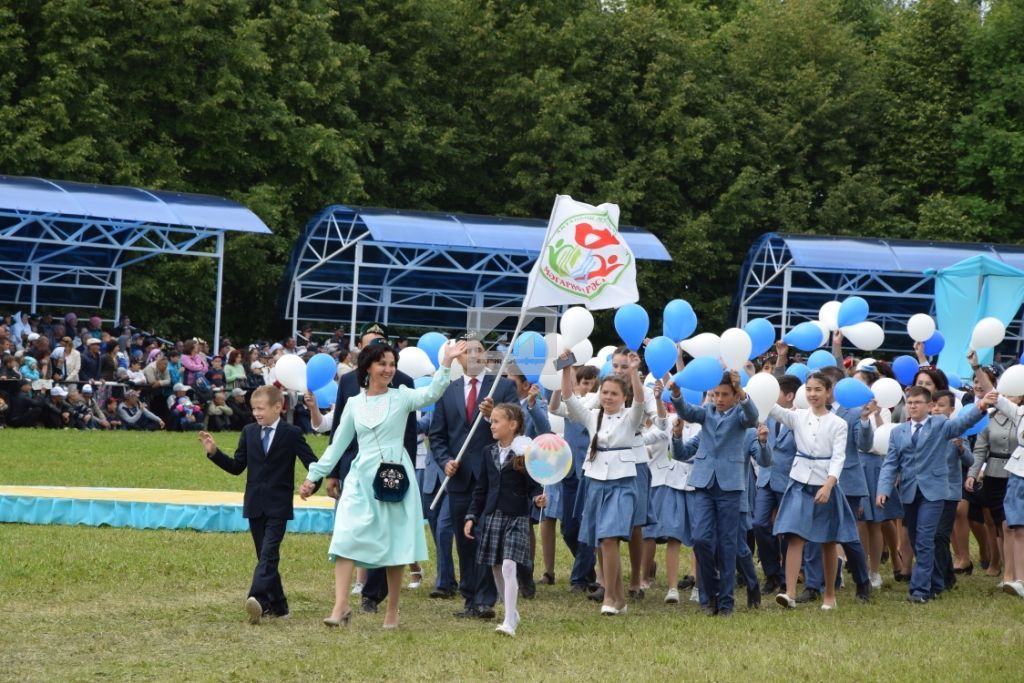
left=261, top=418, right=280, bottom=431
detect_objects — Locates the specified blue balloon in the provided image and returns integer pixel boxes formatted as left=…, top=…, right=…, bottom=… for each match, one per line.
left=677, top=357, right=725, bottom=392
left=414, top=376, right=436, bottom=413
left=923, top=331, right=945, bottom=356
left=416, top=332, right=447, bottom=369
left=834, top=377, right=874, bottom=408
left=600, top=359, right=613, bottom=379
left=837, top=296, right=869, bottom=328
left=662, top=387, right=703, bottom=405
left=892, top=355, right=919, bottom=386
left=738, top=368, right=750, bottom=388
left=944, top=371, right=962, bottom=389
left=313, top=380, right=338, bottom=409
left=807, top=349, right=837, bottom=370
left=306, top=353, right=337, bottom=392
left=645, top=335, right=677, bottom=379
left=744, top=318, right=775, bottom=359
left=786, top=362, right=810, bottom=384
left=662, top=299, right=697, bottom=342
left=960, top=404, right=988, bottom=437
left=783, top=323, right=823, bottom=352
left=511, top=331, right=547, bottom=384
left=615, top=304, right=650, bottom=352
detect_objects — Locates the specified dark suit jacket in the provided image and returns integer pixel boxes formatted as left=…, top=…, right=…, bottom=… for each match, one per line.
left=208, top=420, right=317, bottom=519
left=467, top=442, right=543, bottom=520
left=326, top=368, right=416, bottom=482
left=428, top=374, right=519, bottom=493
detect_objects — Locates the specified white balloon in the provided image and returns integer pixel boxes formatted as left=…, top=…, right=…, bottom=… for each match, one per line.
left=842, top=321, right=885, bottom=351
left=819, top=301, right=842, bottom=331
left=547, top=413, right=565, bottom=436
left=679, top=332, right=720, bottom=359
left=811, top=320, right=831, bottom=347
left=879, top=406, right=892, bottom=425
left=571, top=338, right=593, bottom=366
left=274, top=354, right=307, bottom=392
left=746, top=372, right=780, bottom=422
left=719, top=328, right=753, bottom=371
left=906, top=314, right=936, bottom=342
left=544, top=332, right=567, bottom=361
left=970, top=317, right=1005, bottom=350
left=265, top=365, right=277, bottom=387
left=398, top=346, right=434, bottom=379
left=596, top=345, right=618, bottom=364
left=871, top=422, right=897, bottom=455
left=644, top=372, right=656, bottom=387
left=794, top=385, right=809, bottom=409
left=560, top=307, right=595, bottom=348
left=585, top=357, right=604, bottom=369
left=539, top=358, right=562, bottom=392
left=998, top=364, right=1024, bottom=396
left=437, top=342, right=464, bottom=381
left=872, top=377, right=903, bottom=409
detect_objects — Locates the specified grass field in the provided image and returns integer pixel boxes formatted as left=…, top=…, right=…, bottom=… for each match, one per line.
left=2, top=429, right=1022, bottom=681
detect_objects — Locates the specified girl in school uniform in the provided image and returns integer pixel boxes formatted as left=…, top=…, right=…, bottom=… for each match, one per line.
left=464, top=403, right=547, bottom=637
left=638, top=383, right=670, bottom=596
left=562, top=351, right=646, bottom=615
left=650, top=414, right=699, bottom=603
left=770, top=371, right=859, bottom=611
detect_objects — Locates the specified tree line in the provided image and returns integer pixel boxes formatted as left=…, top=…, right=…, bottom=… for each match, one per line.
left=0, top=0, right=1020, bottom=341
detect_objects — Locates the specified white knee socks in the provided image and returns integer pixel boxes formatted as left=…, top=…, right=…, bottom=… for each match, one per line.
left=501, top=559, right=519, bottom=629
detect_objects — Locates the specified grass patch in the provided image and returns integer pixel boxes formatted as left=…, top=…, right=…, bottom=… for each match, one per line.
left=2, top=430, right=1023, bottom=681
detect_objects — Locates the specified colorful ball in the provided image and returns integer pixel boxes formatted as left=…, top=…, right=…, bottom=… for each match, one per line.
left=524, top=433, right=573, bottom=486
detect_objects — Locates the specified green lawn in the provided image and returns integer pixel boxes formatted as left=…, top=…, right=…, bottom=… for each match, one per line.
left=2, top=429, right=1022, bottom=681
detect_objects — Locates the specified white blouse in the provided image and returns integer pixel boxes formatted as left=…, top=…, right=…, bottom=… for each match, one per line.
left=769, top=405, right=847, bottom=485
left=566, top=394, right=645, bottom=481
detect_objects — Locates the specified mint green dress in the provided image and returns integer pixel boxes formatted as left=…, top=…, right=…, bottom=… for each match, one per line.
left=307, top=367, right=451, bottom=567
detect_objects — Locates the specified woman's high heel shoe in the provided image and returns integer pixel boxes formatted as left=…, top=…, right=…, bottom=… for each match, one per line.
left=953, top=562, right=974, bottom=575
left=323, top=609, right=352, bottom=627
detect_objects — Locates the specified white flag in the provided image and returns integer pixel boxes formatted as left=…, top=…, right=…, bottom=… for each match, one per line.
left=524, top=195, right=638, bottom=311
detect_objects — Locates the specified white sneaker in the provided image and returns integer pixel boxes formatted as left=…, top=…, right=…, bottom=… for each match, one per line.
left=600, top=605, right=619, bottom=616
left=408, top=571, right=423, bottom=589
left=1002, top=580, right=1024, bottom=598
left=351, top=582, right=364, bottom=595
left=495, top=623, right=516, bottom=637
left=245, top=597, right=263, bottom=625
left=775, top=593, right=796, bottom=609
left=689, top=587, right=699, bottom=602
left=664, top=588, right=679, bottom=604
left=870, top=571, right=883, bottom=589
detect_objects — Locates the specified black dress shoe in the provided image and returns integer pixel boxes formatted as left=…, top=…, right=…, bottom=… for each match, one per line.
left=429, top=588, right=456, bottom=599
left=717, top=609, right=734, bottom=617
left=953, top=562, right=974, bottom=575
left=747, top=585, right=762, bottom=609
left=570, top=583, right=589, bottom=593
left=795, top=588, right=820, bottom=603
left=521, top=577, right=537, bottom=600
left=761, top=577, right=783, bottom=595
left=476, top=606, right=496, bottom=619
left=907, top=595, right=929, bottom=604
left=855, top=582, right=872, bottom=603
left=701, top=597, right=718, bottom=616
left=894, top=571, right=911, bottom=583
left=587, top=586, right=606, bottom=602
left=453, top=607, right=479, bottom=618
left=361, top=597, right=379, bottom=614
left=677, top=575, right=696, bottom=590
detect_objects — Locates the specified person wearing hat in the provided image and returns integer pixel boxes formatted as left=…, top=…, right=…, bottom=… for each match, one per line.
left=206, top=390, right=234, bottom=432
left=7, top=379, right=41, bottom=427
left=80, top=383, right=112, bottom=429
left=40, top=385, right=72, bottom=428
left=247, top=360, right=266, bottom=389
left=119, top=390, right=164, bottom=431
left=168, top=383, right=191, bottom=421
left=297, top=324, right=316, bottom=348
left=229, top=387, right=254, bottom=430
left=79, top=337, right=102, bottom=382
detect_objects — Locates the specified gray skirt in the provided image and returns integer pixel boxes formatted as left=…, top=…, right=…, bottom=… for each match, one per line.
left=476, top=510, right=532, bottom=566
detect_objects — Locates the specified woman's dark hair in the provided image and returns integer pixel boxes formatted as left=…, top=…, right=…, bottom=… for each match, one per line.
left=356, top=342, right=396, bottom=387
left=806, top=371, right=834, bottom=391
left=588, top=376, right=631, bottom=461
left=778, top=374, right=802, bottom=395
left=913, top=367, right=949, bottom=392
left=575, top=364, right=598, bottom=382
left=182, top=339, right=196, bottom=355
left=973, top=365, right=997, bottom=387
left=493, top=402, right=527, bottom=472
left=228, top=349, right=242, bottom=365
left=853, top=367, right=879, bottom=386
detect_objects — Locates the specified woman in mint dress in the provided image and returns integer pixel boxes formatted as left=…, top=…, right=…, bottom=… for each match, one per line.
left=301, top=339, right=465, bottom=629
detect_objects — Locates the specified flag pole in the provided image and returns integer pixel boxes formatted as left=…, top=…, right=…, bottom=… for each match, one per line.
left=430, top=196, right=565, bottom=510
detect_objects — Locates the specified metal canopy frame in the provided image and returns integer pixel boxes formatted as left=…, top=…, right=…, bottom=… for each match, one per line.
left=280, top=205, right=672, bottom=336
left=735, top=232, right=1024, bottom=355
left=0, top=175, right=271, bottom=347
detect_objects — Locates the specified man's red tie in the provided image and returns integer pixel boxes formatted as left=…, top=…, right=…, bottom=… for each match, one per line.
left=466, top=377, right=478, bottom=423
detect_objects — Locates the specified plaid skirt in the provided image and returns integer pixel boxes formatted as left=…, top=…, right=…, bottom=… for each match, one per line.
left=476, top=510, right=532, bottom=566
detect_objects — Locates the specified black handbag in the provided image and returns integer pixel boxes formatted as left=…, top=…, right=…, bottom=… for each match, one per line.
left=373, top=461, right=410, bottom=503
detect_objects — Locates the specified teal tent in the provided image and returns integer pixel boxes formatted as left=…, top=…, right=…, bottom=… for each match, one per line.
left=932, top=255, right=1024, bottom=380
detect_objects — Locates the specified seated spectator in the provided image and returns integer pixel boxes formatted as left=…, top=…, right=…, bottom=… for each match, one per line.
left=119, top=390, right=164, bottom=431
left=167, top=349, right=184, bottom=387
left=225, top=350, right=247, bottom=391
left=100, top=342, right=121, bottom=381
left=59, top=336, right=80, bottom=384
left=0, top=391, right=8, bottom=428
left=20, top=354, right=40, bottom=381
left=1, top=354, right=22, bottom=380
left=181, top=339, right=209, bottom=386
left=41, top=386, right=71, bottom=429
left=125, top=357, right=146, bottom=386
left=67, top=389, right=99, bottom=430
left=103, top=396, right=123, bottom=429
left=205, top=391, right=233, bottom=432
left=228, top=388, right=254, bottom=429
left=37, top=356, right=52, bottom=381
left=205, top=355, right=226, bottom=391
left=79, top=337, right=102, bottom=382
left=172, top=394, right=204, bottom=431
left=80, top=384, right=112, bottom=429
left=246, top=360, right=266, bottom=389
left=7, top=380, right=41, bottom=427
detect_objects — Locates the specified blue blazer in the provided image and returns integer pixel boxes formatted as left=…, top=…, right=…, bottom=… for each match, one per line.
left=428, top=374, right=519, bottom=494
left=522, top=396, right=552, bottom=438
left=756, top=416, right=795, bottom=494
left=878, top=409, right=985, bottom=504
left=671, top=396, right=759, bottom=492
left=743, top=428, right=773, bottom=514
left=945, top=438, right=975, bottom=502
left=563, top=415, right=590, bottom=480
left=834, top=406, right=868, bottom=497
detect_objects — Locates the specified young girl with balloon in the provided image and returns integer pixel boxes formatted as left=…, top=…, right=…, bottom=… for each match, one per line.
left=637, top=382, right=670, bottom=597
left=770, top=371, right=859, bottom=610
left=562, top=351, right=646, bottom=615
left=463, top=403, right=547, bottom=637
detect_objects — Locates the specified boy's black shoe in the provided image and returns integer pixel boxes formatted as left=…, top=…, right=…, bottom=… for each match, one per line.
left=761, top=577, right=784, bottom=595
left=677, top=575, right=696, bottom=590
left=747, top=585, right=762, bottom=609
left=855, top=582, right=872, bottom=603
left=429, top=588, right=456, bottom=599
left=795, top=588, right=820, bottom=603
left=476, top=606, right=496, bottom=619
left=361, top=597, right=379, bottom=613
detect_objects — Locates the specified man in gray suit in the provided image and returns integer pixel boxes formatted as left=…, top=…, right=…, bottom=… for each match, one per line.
left=429, top=332, right=518, bottom=619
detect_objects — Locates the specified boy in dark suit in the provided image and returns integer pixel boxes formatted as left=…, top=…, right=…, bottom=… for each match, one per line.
left=199, top=384, right=318, bottom=624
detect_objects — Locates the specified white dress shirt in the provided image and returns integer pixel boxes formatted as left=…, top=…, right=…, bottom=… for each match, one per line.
left=769, top=406, right=847, bottom=484
left=259, top=417, right=281, bottom=451
left=565, top=394, right=645, bottom=481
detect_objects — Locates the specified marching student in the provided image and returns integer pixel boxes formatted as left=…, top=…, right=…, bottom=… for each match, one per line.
left=770, top=372, right=857, bottom=611
left=464, top=403, right=547, bottom=637
left=649, top=415, right=696, bottom=603
left=982, top=391, right=1024, bottom=599
left=930, top=390, right=974, bottom=593
left=562, top=351, right=646, bottom=615
left=669, top=369, right=759, bottom=616
left=638, top=383, right=670, bottom=596
left=737, top=424, right=772, bottom=609
left=877, top=385, right=994, bottom=604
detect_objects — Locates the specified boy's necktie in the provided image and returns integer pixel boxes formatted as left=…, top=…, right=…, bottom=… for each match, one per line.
left=262, top=426, right=273, bottom=455
left=911, top=422, right=922, bottom=448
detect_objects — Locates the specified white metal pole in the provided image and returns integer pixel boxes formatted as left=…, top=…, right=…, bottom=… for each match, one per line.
left=350, top=242, right=362, bottom=347
left=114, top=269, right=123, bottom=324
left=213, top=233, right=225, bottom=351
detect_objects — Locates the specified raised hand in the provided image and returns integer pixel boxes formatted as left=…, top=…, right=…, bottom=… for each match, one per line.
left=198, top=430, right=217, bottom=455
left=757, top=423, right=769, bottom=444
left=441, top=340, right=467, bottom=367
